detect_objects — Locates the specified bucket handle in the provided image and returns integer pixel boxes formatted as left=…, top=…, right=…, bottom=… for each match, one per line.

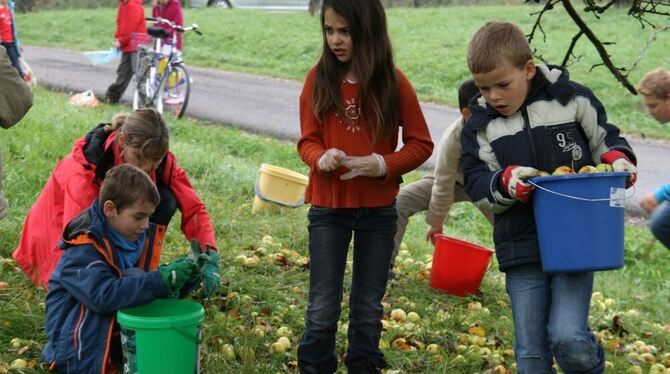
left=172, top=324, right=202, bottom=345
left=528, top=180, right=635, bottom=202
left=254, top=173, right=305, bottom=208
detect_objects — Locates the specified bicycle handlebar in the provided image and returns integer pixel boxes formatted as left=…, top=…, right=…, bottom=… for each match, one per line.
left=146, top=17, right=202, bottom=35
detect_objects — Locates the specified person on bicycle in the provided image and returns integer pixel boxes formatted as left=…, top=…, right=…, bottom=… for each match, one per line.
left=152, top=0, right=183, bottom=53
left=104, top=0, right=146, bottom=104
left=12, top=108, right=220, bottom=293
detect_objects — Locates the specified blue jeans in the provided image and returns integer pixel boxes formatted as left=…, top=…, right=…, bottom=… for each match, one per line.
left=649, top=202, right=670, bottom=249
left=298, top=204, right=397, bottom=374
left=505, top=263, right=604, bottom=374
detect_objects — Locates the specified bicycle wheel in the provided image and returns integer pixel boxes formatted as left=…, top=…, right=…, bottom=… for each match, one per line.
left=160, top=64, right=190, bottom=119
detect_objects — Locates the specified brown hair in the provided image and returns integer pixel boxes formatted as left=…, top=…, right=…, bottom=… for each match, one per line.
left=313, top=0, right=398, bottom=142
left=467, top=21, right=533, bottom=74
left=99, top=164, right=160, bottom=211
left=107, top=108, right=169, bottom=160
left=638, top=68, right=670, bottom=99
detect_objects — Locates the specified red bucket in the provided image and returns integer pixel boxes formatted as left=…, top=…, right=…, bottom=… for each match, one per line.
left=429, top=235, right=494, bottom=296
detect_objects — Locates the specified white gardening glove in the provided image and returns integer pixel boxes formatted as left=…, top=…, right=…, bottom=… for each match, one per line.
left=601, top=150, right=637, bottom=187
left=499, top=165, right=539, bottom=203
left=318, top=148, right=346, bottom=172
left=339, top=153, right=386, bottom=180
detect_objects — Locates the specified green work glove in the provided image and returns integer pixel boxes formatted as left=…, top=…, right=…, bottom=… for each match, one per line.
left=158, top=257, right=199, bottom=298
left=189, top=239, right=221, bottom=298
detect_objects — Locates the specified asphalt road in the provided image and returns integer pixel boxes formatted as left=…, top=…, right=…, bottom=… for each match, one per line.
left=24, top=45, right=669, bottom=216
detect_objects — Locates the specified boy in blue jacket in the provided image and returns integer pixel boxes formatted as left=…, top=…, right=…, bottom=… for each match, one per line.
left=42, top=164, right=199, bottom=374
left=460, top=22, right=637, bottom=374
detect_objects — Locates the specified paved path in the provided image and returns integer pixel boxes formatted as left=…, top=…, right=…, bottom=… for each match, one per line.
left=25, top=45, right=669, bottom=216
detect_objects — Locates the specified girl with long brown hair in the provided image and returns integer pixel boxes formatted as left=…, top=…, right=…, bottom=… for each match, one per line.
left=296, top=1, right=433, bottom=372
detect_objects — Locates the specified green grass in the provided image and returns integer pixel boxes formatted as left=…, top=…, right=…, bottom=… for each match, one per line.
left=0, top=89, right=668, bottom=373
left=16, top=5, right=670, bottom=138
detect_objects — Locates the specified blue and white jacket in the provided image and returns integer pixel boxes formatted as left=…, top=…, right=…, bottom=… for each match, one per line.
left=42, top=202, right=167, bottom=374
left=460, top=64, right=636, bottom=271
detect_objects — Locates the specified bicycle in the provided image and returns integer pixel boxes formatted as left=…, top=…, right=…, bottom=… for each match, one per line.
left=132, top=17, right=202, bottom=119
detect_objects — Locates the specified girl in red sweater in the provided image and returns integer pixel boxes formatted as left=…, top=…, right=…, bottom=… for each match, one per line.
left=296, top=0, right=433, bottom=372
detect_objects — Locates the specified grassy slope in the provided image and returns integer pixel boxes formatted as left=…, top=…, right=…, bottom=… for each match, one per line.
left=0, top=88, right=668, bottom=373
left=16, top=5, right=670, bottom=137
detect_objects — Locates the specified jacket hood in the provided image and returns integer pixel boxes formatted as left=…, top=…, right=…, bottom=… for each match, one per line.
left=59, top=201, right=106, bottom=251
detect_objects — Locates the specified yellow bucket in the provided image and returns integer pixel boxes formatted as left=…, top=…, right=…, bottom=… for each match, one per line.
left=252, top=164, right=309, bottom=213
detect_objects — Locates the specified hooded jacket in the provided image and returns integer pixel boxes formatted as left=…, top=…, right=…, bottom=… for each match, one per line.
left=13, top=124, right=216, bottom=287
left=115, top=0, right=147, bottom=52
left=460, top=64, right=636, bottom=271
left=41, top=202, right=166, bottom=374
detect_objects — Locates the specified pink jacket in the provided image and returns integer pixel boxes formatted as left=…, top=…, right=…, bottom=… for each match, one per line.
left=152, top=0, right=184, bottom=50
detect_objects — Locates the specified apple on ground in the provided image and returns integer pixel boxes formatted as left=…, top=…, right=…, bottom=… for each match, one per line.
left=390, top=308, right=407, bottom=322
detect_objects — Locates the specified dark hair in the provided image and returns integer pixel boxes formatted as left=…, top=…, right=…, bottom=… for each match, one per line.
left=99, top=164, right=160, bottom=211
left=313, top=0, right=398, bottom=142
left=108, top=108, right=169, bottom=161
left=457, top=79, right=479, bottom=110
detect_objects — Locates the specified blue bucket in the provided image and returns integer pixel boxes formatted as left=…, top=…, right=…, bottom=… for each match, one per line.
left=529, top=172, right=629, bottom=273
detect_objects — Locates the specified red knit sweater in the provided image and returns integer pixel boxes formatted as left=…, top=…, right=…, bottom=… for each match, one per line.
left=298, top=67, right=433, bottom=208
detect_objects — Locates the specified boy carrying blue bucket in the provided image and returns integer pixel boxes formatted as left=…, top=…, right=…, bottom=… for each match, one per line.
left=41, top=164, right=201, bottom=373
left=461, top=22, right=637, bottom=374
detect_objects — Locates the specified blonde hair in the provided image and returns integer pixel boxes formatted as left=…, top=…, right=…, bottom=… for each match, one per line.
left=638, top=68, right=670, bottom=99
left=107, top=108, right=169, bottom=160
left=467, top=21, right=533, bottom=74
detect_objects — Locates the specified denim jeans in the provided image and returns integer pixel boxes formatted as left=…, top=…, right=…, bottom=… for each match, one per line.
left=298, top=204, right=397, bottom=374
left=649, top=201, right=670, bottom=249
left=505, top=263, right=604, bottom=374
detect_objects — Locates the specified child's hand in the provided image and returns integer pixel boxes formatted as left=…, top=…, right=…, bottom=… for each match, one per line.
left=426, top=226, right=443, bottom=244
left=159, top=257, right=199, bottom=298
left=318, top=148, right=346, bottom=172
left=601, top=150, right=637, bottom=187
left=640, top=193, right=658, bottom=214
left=112, top=39, right=120, bottom=49
left=500, top=165, right=539, bottom=203
left=189, top=240, right=221, bottom=298
left=340, top=153, right=386, bottom=180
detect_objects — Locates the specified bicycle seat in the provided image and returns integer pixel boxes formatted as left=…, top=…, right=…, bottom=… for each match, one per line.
left=148, top=26, right=170, bottom=39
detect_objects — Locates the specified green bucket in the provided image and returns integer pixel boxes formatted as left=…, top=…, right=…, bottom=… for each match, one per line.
left=117, top=299, right=204, bottom=374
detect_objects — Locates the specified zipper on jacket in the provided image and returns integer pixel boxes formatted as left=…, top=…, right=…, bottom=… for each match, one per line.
left=522, top=107, right=539, bottom=166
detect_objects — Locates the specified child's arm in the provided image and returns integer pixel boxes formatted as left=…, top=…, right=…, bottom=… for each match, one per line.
left=460, top=120, right=517, bottom=214
left=56, top=248, right=166, bottom=314
left=426, top=119, right=462, bottom=229
left=380, top=71, right=433, bottom=183
left=297, top=69, right=329, bottom=170
left=573, top=83, right=636, bottom=163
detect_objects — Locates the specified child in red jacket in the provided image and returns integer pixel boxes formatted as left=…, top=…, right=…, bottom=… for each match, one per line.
left=152, top=0, right=184, bottom=52
left=104, top=0, right=147, bottom=104
left=0, top=0, right=23, bottom=78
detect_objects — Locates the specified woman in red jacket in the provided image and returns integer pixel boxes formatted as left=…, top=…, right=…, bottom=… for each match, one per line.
left=12, top=108, right=219, bottom=289
left=104, top=0, right=146, bottom=104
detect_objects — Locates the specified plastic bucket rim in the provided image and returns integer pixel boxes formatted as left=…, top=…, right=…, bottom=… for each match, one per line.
left=434, top=234, right=494, bottom=254
left=260, top=163, right=308, bottom=185
left=117, top=299, right=204, bottom=329
left=529, top=171, right=629, bottom=184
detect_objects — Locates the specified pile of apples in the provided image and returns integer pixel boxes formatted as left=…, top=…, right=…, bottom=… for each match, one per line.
left=540, top=164, right=614, bottom=177
left=539, top=163, right=614, bottom=176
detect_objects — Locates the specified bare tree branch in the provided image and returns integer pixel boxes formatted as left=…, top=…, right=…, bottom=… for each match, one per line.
left=583, top=0, right=618, bottom=16
left=527, top=0, right=561, bottom=44
left=561, top=0, right=637, bottom=94
left=561, top=30, right=583, bottom=67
